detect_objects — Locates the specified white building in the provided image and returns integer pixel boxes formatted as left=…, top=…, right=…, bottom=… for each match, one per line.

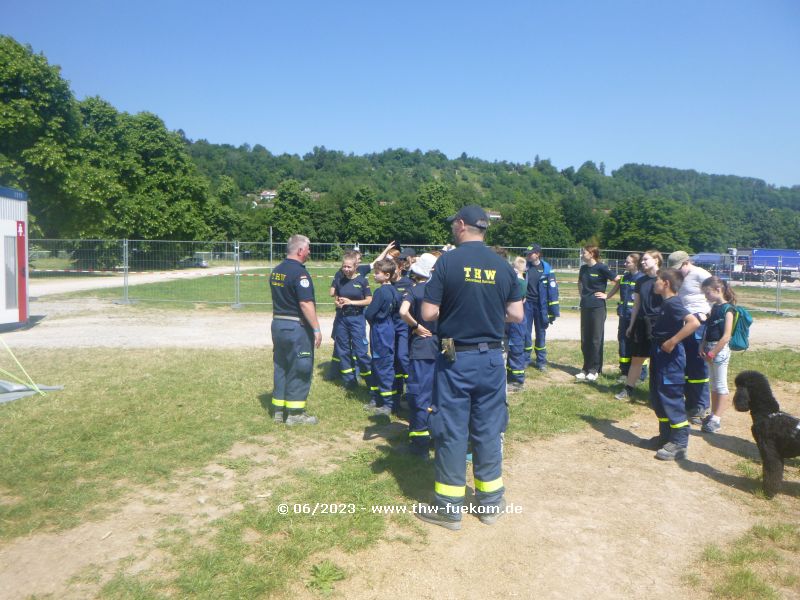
left=0, top=187, right=29, bottom=325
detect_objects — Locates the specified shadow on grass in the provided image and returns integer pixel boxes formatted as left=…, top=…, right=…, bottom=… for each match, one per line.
left=580, top=415, right=800, bottom=497
left=257, top=391, right=273, bottom=413
left=370, top=441, right=435, bottom=504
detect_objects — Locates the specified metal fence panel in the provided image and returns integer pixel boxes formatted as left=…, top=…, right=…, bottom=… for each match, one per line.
left=29, top=239, right=799, bottom=314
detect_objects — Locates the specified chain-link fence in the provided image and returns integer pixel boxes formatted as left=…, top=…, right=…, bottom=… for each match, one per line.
left=28, top=239, right=800, bottom=314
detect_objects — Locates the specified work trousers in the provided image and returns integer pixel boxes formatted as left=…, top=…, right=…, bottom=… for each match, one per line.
left=682, top=332, right=710, bottom=417
left=506, top=321, right=527, bottom=384
left=523, top=299, right=548, bottom=367
left=618, top=314, right=633, bottom=375
left=333, top=314, right=371, bottom=386
left=369, top=320, right=396, bottom=408
left=271, top=319, right=314, bottom=414
left=407, top=358, right=435, bottom=450
left=580, top=305, right=606, bottom=374
left=649, top=342, right=689, bottom=447
left=430, top=347, right=507, bottom=519
left=393, top=319, right=410, bottom=397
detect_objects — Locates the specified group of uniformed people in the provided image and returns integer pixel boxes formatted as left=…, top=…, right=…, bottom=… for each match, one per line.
left=268, top=208, right=718, bottom=530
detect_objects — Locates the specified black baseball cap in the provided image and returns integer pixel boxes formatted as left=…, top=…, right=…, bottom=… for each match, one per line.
left=526, top=244, right=543, bottom=256
left=397, top=248, right=416, bottom=259
left=447, top=205, right=489, bottom=229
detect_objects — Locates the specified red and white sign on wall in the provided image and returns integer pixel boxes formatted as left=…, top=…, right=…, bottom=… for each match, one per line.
left=16, top=220, right=27, bottom=323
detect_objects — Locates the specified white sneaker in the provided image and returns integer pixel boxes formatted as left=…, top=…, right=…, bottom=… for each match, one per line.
left=586, top=372, right=598, bottom=382
left=575, top=372, right=587, bottom=380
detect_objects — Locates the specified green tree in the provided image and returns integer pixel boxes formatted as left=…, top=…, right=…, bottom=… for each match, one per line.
left=342, top=186, right=383, bottom=243
left=601, top=196, right=690, bottom=251
left=271, top=179, right=315, bottom=241
left=489, top=193, right=573, bottom=248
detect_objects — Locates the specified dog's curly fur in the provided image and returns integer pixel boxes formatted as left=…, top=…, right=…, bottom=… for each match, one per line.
left=733, top=370, right=800, bottom=497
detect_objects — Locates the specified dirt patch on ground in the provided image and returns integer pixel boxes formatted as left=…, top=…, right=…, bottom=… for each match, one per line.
left=0, top=299, right=798, bottom=599
left=0, top=436, right=356, bottom=599
left=282, top=391, right=799, bottom=600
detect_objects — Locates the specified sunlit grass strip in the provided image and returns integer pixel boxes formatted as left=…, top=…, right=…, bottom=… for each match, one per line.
left=694, top=524, right=800, bottom=599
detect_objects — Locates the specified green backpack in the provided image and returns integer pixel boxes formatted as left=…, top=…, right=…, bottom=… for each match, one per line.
left=725, top=304, right=753, bottom=351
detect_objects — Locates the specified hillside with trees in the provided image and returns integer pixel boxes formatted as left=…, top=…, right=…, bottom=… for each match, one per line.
left=2, top=35, right=799, bottom=250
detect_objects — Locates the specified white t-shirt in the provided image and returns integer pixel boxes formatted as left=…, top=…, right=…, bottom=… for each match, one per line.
left=678, top=265, right=712, bottom=314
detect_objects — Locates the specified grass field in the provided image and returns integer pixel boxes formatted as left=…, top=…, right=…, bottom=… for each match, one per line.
left=48, top=268, right=800, bottom=316
left=1, top=343, right=798, bottom=598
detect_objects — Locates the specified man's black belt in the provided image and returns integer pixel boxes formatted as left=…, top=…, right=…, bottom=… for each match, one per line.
left=341, top=306, right=364, bottom=316
left=453, top=341, right=502, bottom=352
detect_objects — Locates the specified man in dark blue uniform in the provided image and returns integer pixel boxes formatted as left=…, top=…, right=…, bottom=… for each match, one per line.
left=270, top=235, right=322, bottom=426
left=523, top=244, right=560, bottom=371
left=415, top=205, right=524, bottom=530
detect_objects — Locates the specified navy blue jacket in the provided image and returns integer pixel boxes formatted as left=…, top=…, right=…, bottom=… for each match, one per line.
left=525, top=259, right=560, bottom=322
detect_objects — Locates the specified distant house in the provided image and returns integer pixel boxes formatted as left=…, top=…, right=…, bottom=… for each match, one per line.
left=259, top=189, right=278, bottom=202
left=487, top=210, right=502, bottom=221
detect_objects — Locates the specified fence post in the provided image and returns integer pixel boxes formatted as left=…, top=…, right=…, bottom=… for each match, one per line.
left=269, top=227, right=273, bottom=266
left=232, top=240, right=242, bottom=308
left=118, top=239, right=132, bottom=304
left=776, top=256, right=782, bottom=314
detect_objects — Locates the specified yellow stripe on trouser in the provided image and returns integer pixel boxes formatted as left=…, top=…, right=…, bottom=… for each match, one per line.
left=620, top=357, right=631, bottom=363
left=340, top=368, right=355, bottom=374
left=670, top=421, right=689, bottom=428
left=524, top=345, right=533, bottom=351
left=409, top=431, right=429, bottom=437
left=284, top=400, right=306, bottom=410
left=272, top=398, right=286, bottom=408
left=685, top=377, right=710, bottom=384
left=361, top=371, right=372, bottom=377
left=435, top=482, right=466, bottom=498
left=474, top=477, right=504, bottom=493
left=331, top=356, right=340, bottom=362
left=534, top=345, right=545, bottom=351
left=658, top=418, right=669, bottom=423
left=507, top=368, right=525, bottom=374
left=379, top=390, right=394, bottom=397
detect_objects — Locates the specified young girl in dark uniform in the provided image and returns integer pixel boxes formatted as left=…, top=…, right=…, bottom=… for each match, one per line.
left=649, top=268, right=700, bottom=461
left=576, top=245, right=619, bottom=381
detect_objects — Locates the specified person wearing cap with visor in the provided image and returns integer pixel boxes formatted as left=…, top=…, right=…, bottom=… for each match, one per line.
left=523, top=243, right=560, bottom=371
left=667, top=250, right=712, bottom=424
left=415, top=205, right=524, bottom=530
left=398, top=252, right=439, bottom=457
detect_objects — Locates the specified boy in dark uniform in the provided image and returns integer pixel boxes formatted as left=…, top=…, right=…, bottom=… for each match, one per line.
left=331, top=255, right=372, bottom=389
left=269, top=234, right=322, bottom=426
left=398, top=253, right=439, bottom=456
left=392, top=250, right=415, bottom=404
left=415, top=205, right=524, bottom=530
left=649, top=268, right=700, bottom=460
left=365, top=259, right=401, bottom=416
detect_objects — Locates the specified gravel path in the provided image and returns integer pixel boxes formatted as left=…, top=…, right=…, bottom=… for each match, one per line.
left=3, top=297, right=798, bottom=349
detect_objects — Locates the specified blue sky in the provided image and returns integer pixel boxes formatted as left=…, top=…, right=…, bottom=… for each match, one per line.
left=4, top=0, right=799, bottom=187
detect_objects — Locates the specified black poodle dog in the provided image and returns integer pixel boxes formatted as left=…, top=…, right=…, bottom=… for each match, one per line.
left=734, top=370, right=800, bottom=497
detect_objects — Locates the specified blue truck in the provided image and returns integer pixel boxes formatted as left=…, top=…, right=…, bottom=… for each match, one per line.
left=690, top=248, right=800, bottom=282
left=747, top=248, right=800, bottom=282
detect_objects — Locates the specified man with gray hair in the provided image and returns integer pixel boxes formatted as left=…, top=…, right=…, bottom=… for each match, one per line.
left=269, top=234, right=322, bottom=425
